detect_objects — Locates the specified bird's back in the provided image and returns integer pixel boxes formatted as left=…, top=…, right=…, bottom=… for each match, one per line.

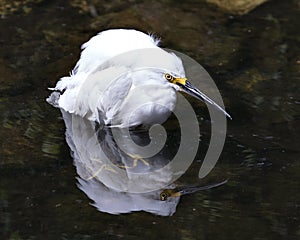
left=74, top=29, right=160, bottom=74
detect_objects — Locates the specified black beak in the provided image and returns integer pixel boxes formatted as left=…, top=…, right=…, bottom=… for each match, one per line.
left=179, top=80, right=232, bottom=119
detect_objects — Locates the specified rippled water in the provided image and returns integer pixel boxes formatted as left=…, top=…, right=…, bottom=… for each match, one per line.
left=1, top=0, right=299, bottom=239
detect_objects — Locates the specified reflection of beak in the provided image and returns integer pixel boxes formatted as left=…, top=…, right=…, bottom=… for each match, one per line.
left=160, top=179, right=228, bottom=201
left=174, top=78, right=232, bottom=119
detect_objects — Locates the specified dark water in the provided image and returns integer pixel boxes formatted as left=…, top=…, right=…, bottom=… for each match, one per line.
left=0, top=0, right=299, bottom=239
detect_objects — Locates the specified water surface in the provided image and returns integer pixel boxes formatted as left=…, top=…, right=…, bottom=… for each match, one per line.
left=0, top=0, right=299, bottom=239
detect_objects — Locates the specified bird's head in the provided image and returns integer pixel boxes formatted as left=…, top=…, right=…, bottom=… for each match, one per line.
left=164, top=72, right=231, bottom=119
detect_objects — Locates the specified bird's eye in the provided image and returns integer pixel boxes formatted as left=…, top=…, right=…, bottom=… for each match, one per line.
left=164, top=73, right=174, bottom=81
left=160, top=192, right=168, bottom=201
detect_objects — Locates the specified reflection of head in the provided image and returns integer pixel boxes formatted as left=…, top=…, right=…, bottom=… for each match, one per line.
left=77, top=175, right=179, bottom=216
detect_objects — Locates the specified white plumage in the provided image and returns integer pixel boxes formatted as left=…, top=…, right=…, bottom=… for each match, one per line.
left=47, top=29, right=230, bottom=127
left=73, top=29, right=160, bottom=74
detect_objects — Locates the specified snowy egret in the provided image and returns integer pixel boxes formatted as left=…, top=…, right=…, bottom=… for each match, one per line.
left=47, top=29, right=230, bottom=127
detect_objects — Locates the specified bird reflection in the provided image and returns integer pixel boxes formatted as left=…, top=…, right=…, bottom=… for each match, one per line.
left=61, top=110, right=226, bottom=216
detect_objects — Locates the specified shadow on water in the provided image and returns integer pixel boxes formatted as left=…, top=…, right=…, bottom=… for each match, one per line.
left=0, top=0, right=299, bottom=239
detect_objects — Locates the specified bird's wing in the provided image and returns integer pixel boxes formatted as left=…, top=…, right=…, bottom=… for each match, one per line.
left=75, top=66, right=133, bottom=124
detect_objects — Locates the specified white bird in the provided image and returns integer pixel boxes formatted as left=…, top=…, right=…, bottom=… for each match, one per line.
left=47, top=29, right=230, bottom=127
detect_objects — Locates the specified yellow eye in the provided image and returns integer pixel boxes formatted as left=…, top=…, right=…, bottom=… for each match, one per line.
left=164, top=73, right=174, bottom=81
